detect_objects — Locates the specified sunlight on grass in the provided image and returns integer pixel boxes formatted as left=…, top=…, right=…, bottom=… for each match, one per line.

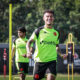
left=0, top=74, right=80, bottom=80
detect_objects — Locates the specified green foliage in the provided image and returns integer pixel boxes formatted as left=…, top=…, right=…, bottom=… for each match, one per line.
left=0, top=0, right=9, bottom=42
left=0, top=0, right=80, bottom=44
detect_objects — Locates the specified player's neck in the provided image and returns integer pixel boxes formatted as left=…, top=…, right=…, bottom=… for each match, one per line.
left=44, top=24, right=52, bottom=29
left=20, top=35, right=25, bottom=39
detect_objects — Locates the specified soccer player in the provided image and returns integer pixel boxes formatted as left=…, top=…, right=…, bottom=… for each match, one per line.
left=12, top=27, right=29, bottom=80
left=26, top=10, right=62, bottom=80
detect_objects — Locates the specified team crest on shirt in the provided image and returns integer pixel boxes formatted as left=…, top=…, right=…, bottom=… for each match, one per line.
left=53, top=32, right=57, bottom=36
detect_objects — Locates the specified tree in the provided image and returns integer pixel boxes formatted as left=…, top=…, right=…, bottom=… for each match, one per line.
left=0, top=0, right=80, bottom=44
left=0, top=0, right=9, bottom=42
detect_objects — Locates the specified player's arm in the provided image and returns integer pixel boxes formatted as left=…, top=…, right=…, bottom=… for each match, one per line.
left=11, top=46, right=16, bottom=64
left=12, top=47, right=16, bottom=59
left=56, top=31, right=67, bottom=59
left=26, top=30, right=37, bottom=58
left=56, top=45, right=63, bottom=57
left=12, top=40, right=16, bottom=60
left=26, top=39, right=35, bottom=58
left=56, top=45, right=67, bottom=59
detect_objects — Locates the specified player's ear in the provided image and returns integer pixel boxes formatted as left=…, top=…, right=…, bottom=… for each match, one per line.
left=53, top=16, right=55, bottom=21
left=43, top=16, right=45, bottom=21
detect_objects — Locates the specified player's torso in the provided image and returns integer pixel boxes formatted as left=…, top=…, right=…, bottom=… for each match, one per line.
left=34, top=28, right=59, bottom=62
left=38, top=28, right=59, bottom=44
left=16, top=38, right=27, bottom=50
left=15, top=37, right=29, bottom=62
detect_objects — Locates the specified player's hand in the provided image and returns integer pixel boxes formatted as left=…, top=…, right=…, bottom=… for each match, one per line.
left=27, top=53, right=32, bottom=58
left=63, top=54, right=67, bottom=59
left=22, top=54, right=27, bottom=58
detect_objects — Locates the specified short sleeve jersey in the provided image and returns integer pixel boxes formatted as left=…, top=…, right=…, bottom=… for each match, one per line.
left=13, top=37, right=29, bottom=63
left=29, top=27, right=59, bottom=62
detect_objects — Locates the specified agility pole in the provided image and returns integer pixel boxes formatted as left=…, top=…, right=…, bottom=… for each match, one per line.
left=9, top=3, right=12, bottom=80
left=66, top=33, right=74, bottom=80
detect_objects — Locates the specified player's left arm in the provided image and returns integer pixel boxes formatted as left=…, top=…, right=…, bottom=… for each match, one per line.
left=56, top=30, right=67, bottom=59
left=56, top=45, right=63, bottom=58
left=56, top=45, right=67, bottom=59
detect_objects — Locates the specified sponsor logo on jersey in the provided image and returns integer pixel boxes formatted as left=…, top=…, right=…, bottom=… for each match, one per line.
left=40, top=40, right=56, bottom=45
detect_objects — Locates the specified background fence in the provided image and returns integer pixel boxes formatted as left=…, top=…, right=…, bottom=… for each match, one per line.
left=0, top=43, right=80, bottom=75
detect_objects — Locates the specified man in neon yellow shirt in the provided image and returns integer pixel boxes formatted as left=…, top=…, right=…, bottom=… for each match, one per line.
left=27, top=10, right=63, bottom=80
left=12, top=27, right=29, bottom=80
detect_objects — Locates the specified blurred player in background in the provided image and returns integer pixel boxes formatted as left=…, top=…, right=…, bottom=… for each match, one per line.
left=12, top=27, right=30, bottom=80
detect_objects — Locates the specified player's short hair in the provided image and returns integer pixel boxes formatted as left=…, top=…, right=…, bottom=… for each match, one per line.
left=43, top=10, right=54, bottom=16
left=18, top=27, right=26, bottom=33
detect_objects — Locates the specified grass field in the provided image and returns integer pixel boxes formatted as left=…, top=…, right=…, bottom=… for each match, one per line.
left=0, top=74, right=80, bottom=80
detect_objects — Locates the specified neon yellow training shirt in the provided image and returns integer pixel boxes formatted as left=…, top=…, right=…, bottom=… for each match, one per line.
left=13, top=37, right=29, bottom=63
left=29, top=27, right=59, bottom=62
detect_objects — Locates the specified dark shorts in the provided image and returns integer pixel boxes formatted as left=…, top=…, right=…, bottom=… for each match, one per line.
left=16, top=62, right=29, bottom=74
left=33, top=60, right=57, bottom=80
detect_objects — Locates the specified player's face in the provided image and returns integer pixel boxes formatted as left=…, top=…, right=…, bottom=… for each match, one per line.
left=43, top=13, right=54, bottom=26
left=18, top=31, right=25, bottom=38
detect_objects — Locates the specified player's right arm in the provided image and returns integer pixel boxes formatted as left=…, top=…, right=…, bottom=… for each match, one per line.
left=12, top=41, right=16, bottom=60
left=26, top=39, right=34, bottom=58
left=26, top=31, right=36, bottom=58
left=12, top=47, right=16, bottom=59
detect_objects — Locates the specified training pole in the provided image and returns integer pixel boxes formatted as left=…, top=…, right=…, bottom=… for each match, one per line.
left=9, top=3, right=12, bottom=80
left=66, top=33, right=74, bottom=80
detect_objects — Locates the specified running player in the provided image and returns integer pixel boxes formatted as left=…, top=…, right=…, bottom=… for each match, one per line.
left=12, top=27, right=29, bottom=80
left=27, top=10, right=62, bottom=80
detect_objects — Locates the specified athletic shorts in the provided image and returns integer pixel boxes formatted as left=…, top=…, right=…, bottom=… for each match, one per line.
left=33, top=60, right=57, bottom=80
left=16, top=62, right=29, bottom=74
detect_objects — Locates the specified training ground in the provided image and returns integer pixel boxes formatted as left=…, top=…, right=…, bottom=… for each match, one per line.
left=0, top=74, right=80, bottom=80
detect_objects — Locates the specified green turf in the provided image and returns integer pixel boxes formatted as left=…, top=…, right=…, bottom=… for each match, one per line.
left=0, top=74, right=80, bottom=80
